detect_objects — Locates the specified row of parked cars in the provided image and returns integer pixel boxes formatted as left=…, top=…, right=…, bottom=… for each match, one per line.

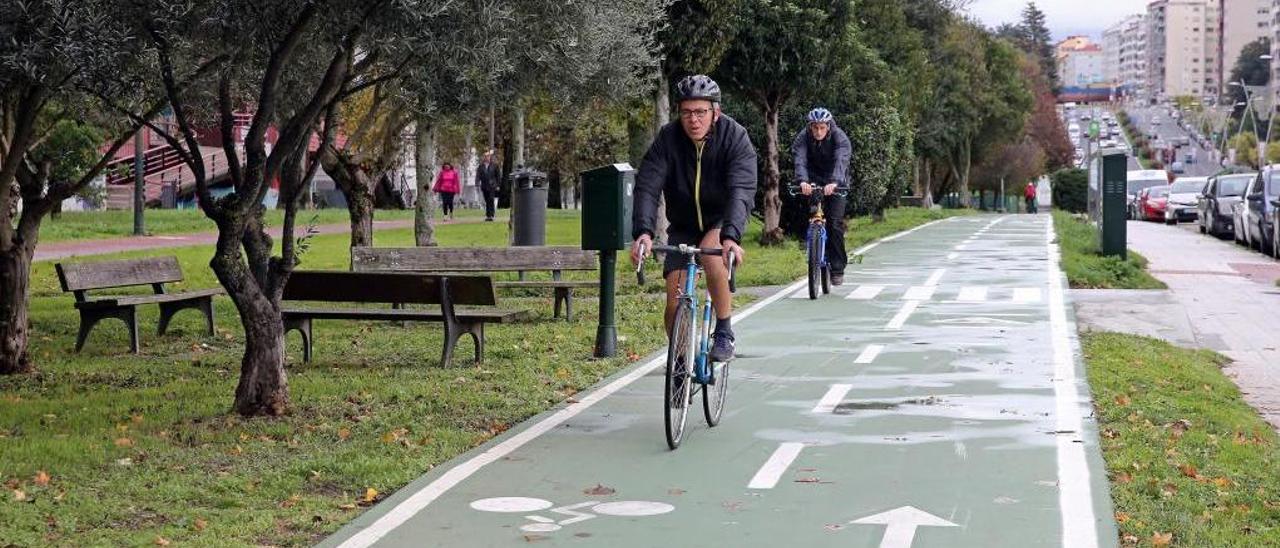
left=1126, top=168, right=1280, bottom=257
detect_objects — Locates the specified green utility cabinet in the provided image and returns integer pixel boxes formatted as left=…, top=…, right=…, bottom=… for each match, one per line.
left=1095, top=149, right=1128, bottom=259
left=579, top=163, right=635, bottom=358
left=580, top=163, right=635, bottom=250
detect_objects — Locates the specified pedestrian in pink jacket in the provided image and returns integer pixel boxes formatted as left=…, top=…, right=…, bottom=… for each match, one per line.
left=433, top=162, right=461, bottom=221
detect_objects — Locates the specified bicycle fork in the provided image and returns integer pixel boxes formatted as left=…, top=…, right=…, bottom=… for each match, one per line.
left=693, top=294, right=714, bottom=384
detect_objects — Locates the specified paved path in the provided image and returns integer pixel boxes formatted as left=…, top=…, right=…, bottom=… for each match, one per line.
left=1097, top=220, right=1280, bottom=427
left=321, top=214, right=1117, bottom=547
left=32, top=216, right=496, bottom=262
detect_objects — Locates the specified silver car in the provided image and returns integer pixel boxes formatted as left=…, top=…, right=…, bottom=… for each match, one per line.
left=1165, top=178, right=1204, bottom=224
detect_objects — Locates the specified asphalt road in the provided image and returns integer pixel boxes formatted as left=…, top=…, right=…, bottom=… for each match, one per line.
left=321, top=214, right=1118, bottom=548
left=1120, top=105, right=1221, bottom=177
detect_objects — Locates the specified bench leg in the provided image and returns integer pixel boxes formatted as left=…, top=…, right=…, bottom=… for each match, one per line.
left=552, top=288, right=573, bottom=321
left=441, top=320, right=485, bottom=367
left=283, top=316, right=313, bottom=363
left=157, top=297, right=216, bottom=337
left=75, top=307, right=139, bottom=353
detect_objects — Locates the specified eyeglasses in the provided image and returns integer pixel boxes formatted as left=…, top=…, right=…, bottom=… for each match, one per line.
left=679, top=108, right=712, bottom=120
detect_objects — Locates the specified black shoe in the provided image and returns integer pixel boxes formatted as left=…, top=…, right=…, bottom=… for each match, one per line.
left=831, top=273, right=844, bottom=286
left=485, top=217, right=494, bottom=222
left=708, top=332, right=735, bottom=362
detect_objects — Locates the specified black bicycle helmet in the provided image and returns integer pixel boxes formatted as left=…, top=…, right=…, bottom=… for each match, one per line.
left=675, top=75, right=721, bottom=103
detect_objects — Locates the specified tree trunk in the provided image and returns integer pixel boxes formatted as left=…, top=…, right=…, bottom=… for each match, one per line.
left=922, top=158, right=935, bottom=208
left=0, top=244, right=34, bottom=375
left=318, top=145, right=375, bottom=247
left=488, top=102, right=496, bottom=152
left=463, top=123, right=476, bottom=206
left=211, top=229, right=289, bottom=416
left=759, top=99, right=784, bottom=245
left=513, top=108, right=525, bottom=168
left=414, top=118, right=438, bottom=247
left=654, top=76, right=670, bottom=244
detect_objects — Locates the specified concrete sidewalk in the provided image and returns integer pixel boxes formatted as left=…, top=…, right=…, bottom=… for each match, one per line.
left=33, top=216, right=496, bottom=262
left=1076, top=220, right=1280, bottom=428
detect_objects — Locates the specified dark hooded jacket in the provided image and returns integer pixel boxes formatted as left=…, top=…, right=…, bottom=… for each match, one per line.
left=632, top=114, right=758, bottom=243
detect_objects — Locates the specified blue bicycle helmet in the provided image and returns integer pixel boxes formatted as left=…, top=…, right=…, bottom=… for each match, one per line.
left=807, top=107, right=833, bottom=124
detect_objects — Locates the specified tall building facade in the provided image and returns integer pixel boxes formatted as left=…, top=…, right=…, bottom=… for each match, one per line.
left=1221, top=0, right=1271, bottom=92
left=1147, top=0, right=1222, bottom=99
left=1103, top=24, right=1124, bottom=84
left=1109, top=14, right=1149, bottom=99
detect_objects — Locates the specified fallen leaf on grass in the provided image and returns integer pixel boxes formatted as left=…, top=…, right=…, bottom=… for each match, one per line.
left=281, top=495, right=301, bottom=508
left=338, top=503, right=357, bottom=510
left=523, top=534, right=549, bottom=542
left=1179, top=464, right=1201, bottom=479
left=155, top=536, right=170, bottom=546
left=1115, top=512, right=1130, bottom=523
left=1114, top=472, right=1132, bottom=484
left=1102, top=428, right=1118, bottom=439
left=1122, top=534, right=1139, bottom=544
left=364, top=488, right=379, bottom=503
left=1152, top=531, right=1173, bottom=546
left=193, top=518, right=208, bottom=531
left=1170, top=419, right=1191, bottom=438
left=33, top=471, right=50, bottom=487
left=1161, top=483, right=1178, bottom=497
left=1114, top=394, right=1131, bottom=406
left=114, top=437, right=134, bottom=447
left=584, top=484, right=615, bottom=496
left=1213, top=477, right=1232, bottom=488
left=337, top=428, right=351, bottom=441
left=12, top=489, right=26, bottom=501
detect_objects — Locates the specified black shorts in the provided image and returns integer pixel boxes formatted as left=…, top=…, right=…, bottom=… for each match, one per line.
left=663, top=224, right=721, bottom=277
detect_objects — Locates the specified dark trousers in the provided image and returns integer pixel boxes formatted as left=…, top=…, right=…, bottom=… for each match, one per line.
left=439, top=192, right=455, bottom=216
left=481, top=187, right=496, bottom=219
left=1025, top=196, right=1037, bottom=214
left=808, top=193, right=847, bottom=275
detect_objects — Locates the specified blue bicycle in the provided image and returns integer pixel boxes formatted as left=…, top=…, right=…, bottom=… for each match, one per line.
left=789, top=185, right=848, bottom=299
left=636, top=243, right=737, bottom=450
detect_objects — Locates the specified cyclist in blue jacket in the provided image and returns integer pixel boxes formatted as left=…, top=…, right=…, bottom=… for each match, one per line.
left=793, top=107, right=852, bottom=285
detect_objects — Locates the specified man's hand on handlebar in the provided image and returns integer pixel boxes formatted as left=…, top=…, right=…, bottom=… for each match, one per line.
left=631, top=233, right=652, bottom=265
left=721, top=239, right=745, bottom=269
left=823, top=183, right=838, bottom=196
left=799, top=182, right=813, bottom=196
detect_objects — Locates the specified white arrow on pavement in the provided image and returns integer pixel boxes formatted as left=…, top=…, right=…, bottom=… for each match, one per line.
left=851, top=505, right=958, bottom=548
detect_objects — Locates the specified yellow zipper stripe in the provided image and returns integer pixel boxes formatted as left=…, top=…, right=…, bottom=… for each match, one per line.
left=695, top=140, right=705, bottom=231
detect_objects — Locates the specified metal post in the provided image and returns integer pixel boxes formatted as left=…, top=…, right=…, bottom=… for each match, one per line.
left=132, top=130, right=145, bottom=236
left=594, top=249, right=617, bottom=358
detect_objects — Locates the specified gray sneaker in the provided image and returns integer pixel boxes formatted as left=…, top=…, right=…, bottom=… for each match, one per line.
left=708, top=332, right=735, bottom=362
left=831, top=273, right=844, bottom=286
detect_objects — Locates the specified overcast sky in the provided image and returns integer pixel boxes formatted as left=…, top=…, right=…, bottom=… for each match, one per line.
left=964, top=0, right=1150, bottom=42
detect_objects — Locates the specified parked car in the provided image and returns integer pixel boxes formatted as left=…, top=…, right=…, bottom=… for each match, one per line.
left=1127, top=170, right=1171, bottom=219
left=1165, top=177, right=1204, bottom=224
left=1137, top=186, right=1171, bottom=222
left=1241, top=167, right=1280, bottom=256
left=1170, top=161, right=1185, bottom=174
left=1198, top=173, right=1253, bottom=237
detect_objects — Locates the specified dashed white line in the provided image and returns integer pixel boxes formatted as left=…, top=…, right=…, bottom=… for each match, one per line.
left=1012, top=287, right=1042, bottom=304
left=885, top=301, right=920, bottom=330
left=903, top=286, right=936, bottom=301
left=854, top=344, right=885, bottom=364
left=748, top=442, right=806, bottom=489
left=924, top=268, right=946, bottom=287
left=847, top=285, right=885, bottom=300
left=957, top=286, right=988, bottom=303
left=812, top=384, right=854, bottom=413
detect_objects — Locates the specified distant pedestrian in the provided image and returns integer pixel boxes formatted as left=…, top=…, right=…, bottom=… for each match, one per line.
left=1024, top=181, right=1038, bottom=214
left=434, top=162, right=460, bottom=222
left=477, top=149, right=500, bottom=221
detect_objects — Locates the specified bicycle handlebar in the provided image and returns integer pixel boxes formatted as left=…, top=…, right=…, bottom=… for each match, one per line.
left=634, top=243, right=737, bottom=293
left=788, top=184, right=849, bottom=197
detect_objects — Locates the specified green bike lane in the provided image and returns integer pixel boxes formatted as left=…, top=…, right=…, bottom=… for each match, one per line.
left=321, top=214, right=1118, bottom=548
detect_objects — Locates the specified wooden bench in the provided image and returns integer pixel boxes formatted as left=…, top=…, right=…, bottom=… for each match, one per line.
left=351, top=246, right=598, bottom=321
left=280, top=271, right=527, bottom=367
left=55, top=256, right=223, bottom=353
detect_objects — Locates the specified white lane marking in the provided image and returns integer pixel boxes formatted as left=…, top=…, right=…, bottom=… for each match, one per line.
left=924, top=268, right=946, bottom=287
left=748, top=442, right=806, bottom=489
left=812, top=384, right=854, bottom=413
left=957, top=287, right=987, bottom=303
left=1012, top=287, right=1042, bottom=304
left=789, top=288, right=811, bottom=299
left=946, top=252, right=960, bottom=261
left=470, top=497, right=553, bottom=513
left=847, top=285, right=885, bottom=300
left=854, top=344, right=884, bottom=364
left=853, top=217, right=949, bottom=255
left=885, top=301, right=920, bottom=330
left=954, top=244, right=969, bottom=251
left=1047, top=219, right=1100, bottom=547
left=334, top=219, right=952, bottom=547
left=851, top=506, right=958, bottom=548
left=902, top=286, right=936, bottom=301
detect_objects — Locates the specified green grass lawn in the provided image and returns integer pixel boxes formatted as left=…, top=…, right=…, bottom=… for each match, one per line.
left=1085, top=332, right=1280, bottom=547
left=1052, top=210, right=1166, bottom=289
left=35, top=207, right=444, bottom=244
left=1, top=207, right=968, bottom=546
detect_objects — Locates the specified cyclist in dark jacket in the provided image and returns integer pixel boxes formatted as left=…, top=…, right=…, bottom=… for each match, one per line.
left=630, top=74, right=758, bottom=362
left=792, top=107, right=852, bottom=285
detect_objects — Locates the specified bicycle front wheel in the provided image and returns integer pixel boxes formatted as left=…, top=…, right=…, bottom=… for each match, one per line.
left=807, top=230, right=820, bottom=299
left=703, top=355, right=730, bottom=427
left=664, top=303, right=694, bottom=450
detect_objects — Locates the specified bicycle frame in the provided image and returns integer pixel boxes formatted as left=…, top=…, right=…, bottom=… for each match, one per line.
left=677, top=256, right=715, bottom=385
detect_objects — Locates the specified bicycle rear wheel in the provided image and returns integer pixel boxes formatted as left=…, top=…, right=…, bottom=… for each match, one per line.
left=664, top=303, right=694, bottom=450
left=807, top=230, right=820, bottom=300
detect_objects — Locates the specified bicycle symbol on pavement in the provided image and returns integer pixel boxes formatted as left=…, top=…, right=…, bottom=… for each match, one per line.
left=470, top=496, right=675, bottom=533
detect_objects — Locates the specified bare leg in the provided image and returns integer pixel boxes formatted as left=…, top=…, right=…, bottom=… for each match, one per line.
left=698, top=229, right=732, bottom=320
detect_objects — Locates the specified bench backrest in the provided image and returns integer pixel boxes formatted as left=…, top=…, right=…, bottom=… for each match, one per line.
left=56, top=256, right=184, bottom=296
left=351, top=246, right=598, bottom=274
left=282, top=271, right=497, bottom=306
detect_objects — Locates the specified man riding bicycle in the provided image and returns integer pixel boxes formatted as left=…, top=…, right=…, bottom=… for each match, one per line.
left=792, top=107, right=852, bottom=285
left=630, top=74, right=758, bottom=363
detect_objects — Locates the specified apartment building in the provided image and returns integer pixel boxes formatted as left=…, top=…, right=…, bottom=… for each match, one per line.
left=1103, top=24, right=1123, bottom=84
left=1221, top=0, right=1270, bottom=89
left=1147, top=0, right=1221, bottom=99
